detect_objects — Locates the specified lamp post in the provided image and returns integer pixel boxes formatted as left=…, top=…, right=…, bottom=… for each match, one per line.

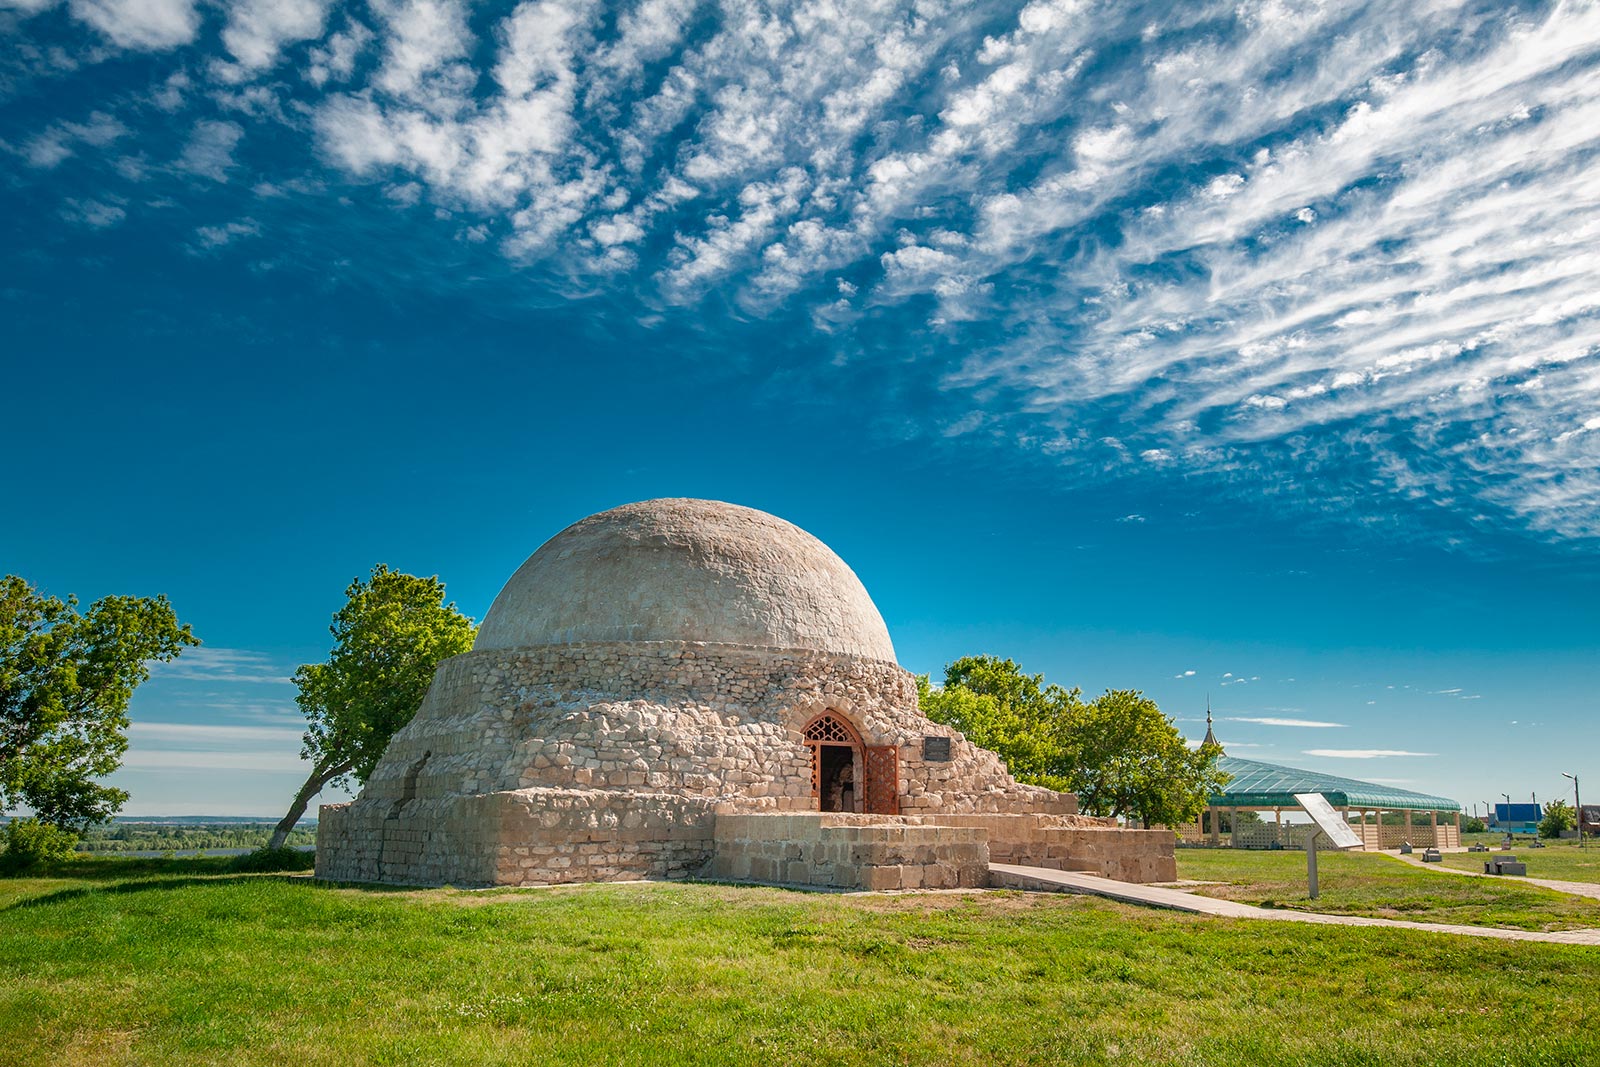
left=1563, top=773, right=1583, bottom=848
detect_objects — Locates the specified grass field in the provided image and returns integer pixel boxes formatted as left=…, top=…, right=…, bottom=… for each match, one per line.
left=3, top=857, right=1600, bottom=1066
left=1438, top=839, right=1600, bottom=884
left=1174, top=847, right=1600, bottom=931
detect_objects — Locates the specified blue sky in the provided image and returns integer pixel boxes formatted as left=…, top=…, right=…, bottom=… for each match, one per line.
left=3, top=0, right=1598, bottom=819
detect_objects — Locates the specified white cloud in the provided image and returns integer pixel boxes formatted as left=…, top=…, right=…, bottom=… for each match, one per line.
left=148, top=646, right=291, bottom=684
left=221, top=0, right=331, bottom=74
left=120, top=749, right=309, bottom=772
left=1304, top=749, right=1438, bottom=759
left=17, top=0, right=1600, bottom=543
left=191, top=219, right=262, bottom=250
left=307, top=22, right=373, bottom=87
left=68, top=0, right=198, bottom=49
left=128, top=721, right=303, bottom=747
left=177, top=119, right=244, bottom=181
left=60, top=198, right=126, bottom=228
left=1228, top=716, right=1346, bottom=728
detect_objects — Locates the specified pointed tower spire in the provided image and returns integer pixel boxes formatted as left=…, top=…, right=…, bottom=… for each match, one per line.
left=1202, top=695, right=1219, bottom=748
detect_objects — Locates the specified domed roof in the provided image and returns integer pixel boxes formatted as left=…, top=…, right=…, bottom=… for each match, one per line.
left=474, top=499, right=897, bottom=661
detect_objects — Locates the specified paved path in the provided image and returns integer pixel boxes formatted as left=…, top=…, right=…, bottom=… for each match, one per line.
left=988, top=863, right=1600, bottom=946
left=1385, top=851, right=1600, bottom=901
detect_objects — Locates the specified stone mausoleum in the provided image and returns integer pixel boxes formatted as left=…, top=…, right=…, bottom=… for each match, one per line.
left=317, top=499, right=1174, bottom=890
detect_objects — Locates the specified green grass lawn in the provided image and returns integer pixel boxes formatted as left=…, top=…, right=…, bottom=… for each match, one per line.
left=1174, top=847, right=1600, bottom=931
left=1438, top=839, right=1600, bottom=884
left=3, top=857, right=1599, bottom=1066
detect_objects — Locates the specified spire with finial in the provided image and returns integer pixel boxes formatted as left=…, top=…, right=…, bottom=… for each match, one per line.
left=1202, top=696, right=1219, bottom=748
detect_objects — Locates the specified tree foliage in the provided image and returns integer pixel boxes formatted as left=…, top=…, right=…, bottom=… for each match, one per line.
left=1540, top=800, right=1576, bottom=839
left=917, top=657, right=1076, bottom=791
left=268, top=566, right=475, bottom=848
left=919, top=654, right=1227, bottom=826
left=1, top=575, right=196, bottom=832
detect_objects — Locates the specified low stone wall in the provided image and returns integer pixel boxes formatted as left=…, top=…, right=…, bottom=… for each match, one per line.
left=318, top=788, right=718, bottom=887
left=712, top=813, right=990, bottom=891
left=926, top=814, right=1177, bottom=883
left=709, top=812, right=1176, bottom=889
left=317, top=796, right=502, bottom=886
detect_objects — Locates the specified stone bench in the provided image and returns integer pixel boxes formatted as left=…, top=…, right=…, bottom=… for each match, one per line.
left=1484, top=857, right=1527, bottom=875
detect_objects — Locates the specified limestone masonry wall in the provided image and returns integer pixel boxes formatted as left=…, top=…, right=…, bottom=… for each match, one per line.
left=315, top=642, right=1159, bottom=889
left=712, top=814, right=990, bottom=891
left=353, top=642, right=1071, bottom=818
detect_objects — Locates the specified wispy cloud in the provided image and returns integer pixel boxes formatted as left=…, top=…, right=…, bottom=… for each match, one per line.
left=7, top=0, right=1600, bottom=543
left=1304, top=749, right=1438, bottom=759
left=127, top=721, right=303, bottom=747
left=1229, top=716, right=1347, bottom=729
left=148, top=647, right=294, bottom=685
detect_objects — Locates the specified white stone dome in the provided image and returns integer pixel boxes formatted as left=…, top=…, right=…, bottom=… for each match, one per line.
left=474, top=499, right=897, bottom=661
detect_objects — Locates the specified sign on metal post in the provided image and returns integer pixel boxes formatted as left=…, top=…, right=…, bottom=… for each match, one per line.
left=1294, top=793, right=1365, bottom=849
left=1293, top=793, right=1363, bottom=899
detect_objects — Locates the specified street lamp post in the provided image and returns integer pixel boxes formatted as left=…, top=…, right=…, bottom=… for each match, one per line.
left=1563, top=773, right=1583, bottom=848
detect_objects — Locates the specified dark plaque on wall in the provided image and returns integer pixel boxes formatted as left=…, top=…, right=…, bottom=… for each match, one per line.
left=923, top=736, right=952, bottom=762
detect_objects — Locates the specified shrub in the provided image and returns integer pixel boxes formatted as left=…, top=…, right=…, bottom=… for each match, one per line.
left=229, top=847, right=315, bottom=873
left=1540, top=801, right=1575, bottom=839
left=0, top=817, right=80, bottom=873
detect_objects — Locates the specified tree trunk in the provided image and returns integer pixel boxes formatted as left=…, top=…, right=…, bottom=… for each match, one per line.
left=267, top=758, right=352, bottom=850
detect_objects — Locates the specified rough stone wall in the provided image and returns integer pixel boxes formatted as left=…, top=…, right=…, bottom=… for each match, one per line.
left=353, top=642, right=1071, bottom=818
left=928, top=815, right=1178, bottom=883
left=319, top=642, right=1082, bottom=887
left=712, top=814, right=991, bottom=891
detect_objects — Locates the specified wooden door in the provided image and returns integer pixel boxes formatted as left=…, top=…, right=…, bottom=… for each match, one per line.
left=863, top=745, right=900, bottom=815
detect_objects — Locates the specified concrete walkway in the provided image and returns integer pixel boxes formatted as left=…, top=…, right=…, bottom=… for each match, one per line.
left=988, top=863, right=1600, bottom=946
left=1386, top=851, right=1600, bottom=901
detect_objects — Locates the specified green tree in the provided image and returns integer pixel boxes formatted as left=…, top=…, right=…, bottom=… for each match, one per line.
left=918, top=655, right=1078, bottom=791
left=1539, top=800, right=1575, bottom=839
left=1065, top=689, right=1228, bottom=826
left=268, top=566, right=475, bottom=849
left=918, top=654, right=1227, bottom=827
left=1, top=575, right=197, bottom=849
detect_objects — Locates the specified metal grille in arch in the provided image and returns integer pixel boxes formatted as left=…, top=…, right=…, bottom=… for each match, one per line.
left=804, top=715, right=855, bottom=743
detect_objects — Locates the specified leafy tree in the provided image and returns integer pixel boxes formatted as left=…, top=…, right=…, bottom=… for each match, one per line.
left=1462, top=816, right=1488, bottom=834
left=268, top=566, right=475, bottom=849
left=1, top=575, right=197, bottom=841
left=1066, top=689, right=1228, bottom=827
left=1539, top=800, right=1575, bottom=839
left=918, top=654, right=1227, bottom=827
left=918, top=656, right=1077, bottom=791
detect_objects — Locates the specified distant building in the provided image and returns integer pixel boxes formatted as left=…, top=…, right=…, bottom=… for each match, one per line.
left=1493, top=803, right=1542, bottom=834
left=1580, top=805, right=1600, bottom=836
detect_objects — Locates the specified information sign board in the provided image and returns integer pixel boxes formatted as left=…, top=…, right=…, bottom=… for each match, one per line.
left=1293, top=792, right=1365, bottom=850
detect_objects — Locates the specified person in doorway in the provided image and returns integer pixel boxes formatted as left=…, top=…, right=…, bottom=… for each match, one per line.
left=829, top=761, right=855, bottom=813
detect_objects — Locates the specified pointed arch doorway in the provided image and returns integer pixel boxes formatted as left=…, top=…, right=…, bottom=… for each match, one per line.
left=802, top=712, right=899, bottom=815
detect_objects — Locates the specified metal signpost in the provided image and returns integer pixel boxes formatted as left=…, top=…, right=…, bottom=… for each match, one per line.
left=1293, top=792, right=1366, bottom=899
left=1562, top=773, right=1582, bottom=847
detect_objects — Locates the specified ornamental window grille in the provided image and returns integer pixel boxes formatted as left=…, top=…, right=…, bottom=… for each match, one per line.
left=804, top=714, right=857, bottom=744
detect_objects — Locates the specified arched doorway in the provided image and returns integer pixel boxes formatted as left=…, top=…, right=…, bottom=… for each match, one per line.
left=803, top=713, right=861, bottom=813
left=801, top=713, right=900, bottom=815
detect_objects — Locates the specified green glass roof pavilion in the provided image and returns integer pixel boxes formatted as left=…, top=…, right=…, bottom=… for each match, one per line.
left=1190, top=708, right=1463, bottom=849
left=1210, top=755, right=1460, bottom=812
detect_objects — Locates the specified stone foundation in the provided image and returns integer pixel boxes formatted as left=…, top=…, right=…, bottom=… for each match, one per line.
left=711, top=813, right=991, bottom=891
left=318, top=802, right=1178, bottom=889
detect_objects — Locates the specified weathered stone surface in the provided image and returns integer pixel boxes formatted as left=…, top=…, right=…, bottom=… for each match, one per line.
left=315, top=499, right=1173, bottom=891
left=475, top=499, right=896, bottom=661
